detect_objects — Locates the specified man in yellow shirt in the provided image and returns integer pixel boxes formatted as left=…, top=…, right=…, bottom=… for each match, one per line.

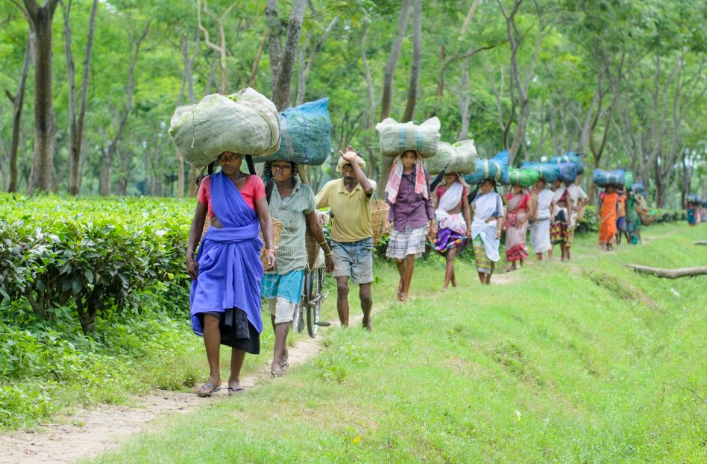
left=315, top=147, right=376, bottom=330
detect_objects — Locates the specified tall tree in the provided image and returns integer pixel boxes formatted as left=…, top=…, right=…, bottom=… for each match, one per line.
left=63, top=0, right=99, bottom=196
left=266, top=0, right=308, bottom=110
left=376, top=0, right=412, bottom=196
left=5, top=29, right=33, bottom=193
left=99, top=20, right=150, bottom=196
left=15, top=0, right=61, bottom=194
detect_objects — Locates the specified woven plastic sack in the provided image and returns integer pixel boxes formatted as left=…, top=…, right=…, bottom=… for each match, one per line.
left=169, top=88, right=280, bottom=168
left=508, top=168, right=540, bottom=188
left=632, top=182, right=646, bottom=195
left=558, top=163, right=578, bottom=184
left=425, top=140, right=478, bottom=175
left=256, top=98, right=331, bottom=166
left=624, top=171, right=634, bottom=189
left=551, top=151, right=584, bottom=174
left=464, top=150, right=510, bottom=185
left=519, top=162, right=560, bottom=183
left=592, top=168, right=625, bottom=188
left=376, top=117, right=440, bottom=158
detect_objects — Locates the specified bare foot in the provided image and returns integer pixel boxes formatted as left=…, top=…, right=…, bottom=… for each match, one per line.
left=362, top=318, right=373, bottom=332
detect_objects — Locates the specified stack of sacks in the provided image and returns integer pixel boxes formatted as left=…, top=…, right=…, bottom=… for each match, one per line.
left=169, top=88, right=281, bottom=167
left=592, top=168, right=626, bottom=188
left=464, top=150, right=510, bottom=185
left=519, top=162, right=560, bottom=183
left=376, top=117, right=440, bottom=158
left=425, top=140, right=478, bottom=175
left=508, top=168, right=540, bottom=188
left=551, top=151, right=584, bottom=175
left=256, top=98, right=331, bottom=166
left=557, top=163, right=578, bottom=184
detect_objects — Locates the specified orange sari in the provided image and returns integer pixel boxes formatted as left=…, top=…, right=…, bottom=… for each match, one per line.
left=599, top=191, right=619, bottom=245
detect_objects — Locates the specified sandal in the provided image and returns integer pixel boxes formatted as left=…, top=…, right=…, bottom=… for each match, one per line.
left=196, top=382, right=221, bottom=397
left=271, top=368, right=285, bottom=378
left=227, top=385, right=245, bottom=395
left=280, top=362, right=290, bottom=372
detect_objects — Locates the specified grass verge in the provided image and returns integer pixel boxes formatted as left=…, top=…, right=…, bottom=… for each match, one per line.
left=87, top=223, right=707, bottom=463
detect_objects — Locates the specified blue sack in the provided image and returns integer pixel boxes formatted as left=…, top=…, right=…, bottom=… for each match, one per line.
left=592, top=168, right=625, bottom=188
left=632, top=182, right=646, bottom=195
left=464, top=150, right=510, bottom=185
left=257, top=98, right=331, bottom=166
left=519, top=161, right=560, bottom=183
left=551, top=151, right=584, bottom=174
left=558, top=163, right=578, bottom=184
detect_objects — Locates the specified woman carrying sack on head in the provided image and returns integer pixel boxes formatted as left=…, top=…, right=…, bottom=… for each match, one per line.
left=186, top=152, right=275, bottom=397
left=530, top=178, right=553, bottom=261
left=505, top=182, right=532, bottom=272
left=551, top=179, right=575, bottom=262
left=260, top=160, right=335, bottom=377
left=597, top=184, right=621, bottom=251
left=470, top=179, right=505, bottom=285
left=433, top=172, right=471, bottom=290
left=385, top=150, right=436, bottom=302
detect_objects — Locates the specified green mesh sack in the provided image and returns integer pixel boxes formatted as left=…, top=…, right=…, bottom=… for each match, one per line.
left=168, top=88, right=280, bottom=168
left=425, top=140, right=478, bottom=175
left=376, top=117, right=440, bottom=158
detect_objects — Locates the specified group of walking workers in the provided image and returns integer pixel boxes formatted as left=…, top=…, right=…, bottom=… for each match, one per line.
left=186, top=148, right=378, bottom=395
left=185, top=145, right=649, bottom=397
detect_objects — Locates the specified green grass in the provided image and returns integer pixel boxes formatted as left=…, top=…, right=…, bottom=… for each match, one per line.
left=84, top=223, right=707, bottom=463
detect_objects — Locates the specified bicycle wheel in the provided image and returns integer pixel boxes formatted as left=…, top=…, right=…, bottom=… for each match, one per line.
left=306, top=269, right=324, bottom=338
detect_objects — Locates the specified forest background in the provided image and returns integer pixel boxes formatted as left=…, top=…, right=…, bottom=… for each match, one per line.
left=1, top=0, right=706, bottom=207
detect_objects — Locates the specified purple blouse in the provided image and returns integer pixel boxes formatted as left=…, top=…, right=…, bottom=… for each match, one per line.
left=387, top=166, right=435, bottom=232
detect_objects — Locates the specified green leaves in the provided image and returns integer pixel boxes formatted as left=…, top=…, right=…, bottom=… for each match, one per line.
left=0, top=193, right=193, bottom=333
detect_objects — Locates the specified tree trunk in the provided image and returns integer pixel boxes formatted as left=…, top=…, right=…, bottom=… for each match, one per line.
left=249, top=29, right=269, bottom=88
left=295, top=16, right=339, bottom=107
left=65, top=0, right=98, bottom=196
left=99, top=21, right=150, bottom=196
left=7, top=30, right=33, bottom=193
left=25, top=0, right=61, bottom=194
left=270, top=0, right=307, bottom=110
left=377, top=0, right=412, bottom=197
left=401, top=0, right=423, bottom=123
left=628, top=264, right=707, bottom=279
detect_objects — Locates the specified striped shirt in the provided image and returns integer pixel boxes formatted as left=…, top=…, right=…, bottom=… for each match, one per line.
left=267, top=179, right=315, bottom=275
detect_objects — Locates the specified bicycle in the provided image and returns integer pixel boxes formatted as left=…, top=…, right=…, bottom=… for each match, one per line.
left=292, top=245, right=330, bottom=338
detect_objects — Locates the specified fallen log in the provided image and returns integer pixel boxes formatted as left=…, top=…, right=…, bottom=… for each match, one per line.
left=694, top=241, right=707, bottom=245
left=628, top=264, right=707, bottom=279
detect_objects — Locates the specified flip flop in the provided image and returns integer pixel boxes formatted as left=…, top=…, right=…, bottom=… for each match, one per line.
left=196, top=382, right=221, bottom=397
left=227, top=386, right=245, bottom=395
left=271, top=368, right=285, bottom=378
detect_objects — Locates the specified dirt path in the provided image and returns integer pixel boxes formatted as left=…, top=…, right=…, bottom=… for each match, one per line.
left=0, top=302, right=384, bottom=464
left=0, top=328, right=327, bottom=464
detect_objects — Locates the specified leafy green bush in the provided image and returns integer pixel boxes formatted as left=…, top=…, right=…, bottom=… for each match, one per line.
left=0, top=194, right=193, bottom=332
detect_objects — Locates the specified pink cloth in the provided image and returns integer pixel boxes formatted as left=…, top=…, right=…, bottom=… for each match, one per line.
left=197, top=174, right=266, bottom=217
left=385, top=153, right=429, bottom=204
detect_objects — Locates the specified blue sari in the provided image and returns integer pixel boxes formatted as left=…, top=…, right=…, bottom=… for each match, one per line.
left=190, top=172, right=264, bottom=351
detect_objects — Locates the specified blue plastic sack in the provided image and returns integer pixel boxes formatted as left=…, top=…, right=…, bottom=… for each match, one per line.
left=632, top=182, right=646, bottom=195
left=558, top=163, right=578, bottom=184
left=257, top=98, right=331, bottom=166
left=592, top=168, right=625, bottom=188
left=519, top=162, right=560, bottom=183
left=551, top=151, right=584, bottom=174
left=464, top=150, right=510, bottom=185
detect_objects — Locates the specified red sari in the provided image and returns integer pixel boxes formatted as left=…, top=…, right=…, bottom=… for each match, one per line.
left=505, top=191, right=531, bottom=262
